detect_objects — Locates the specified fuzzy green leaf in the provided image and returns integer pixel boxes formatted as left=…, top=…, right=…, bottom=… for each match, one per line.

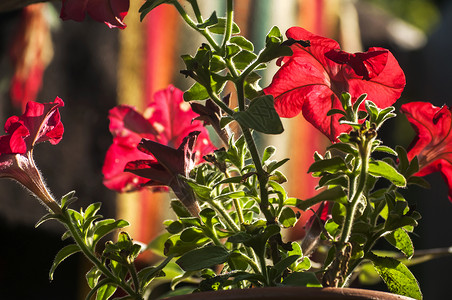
left=282, top=272, right=322, bottom=287
left=369, top=160, right=406, bottom=187
left=278, top=207, right=297, bottom=228
left=385, top=228, right=414, bottom=259
left=96, top=282, right=117, bottom=300
left=294, top=186, right=347, bottom=211
left=208, top=18, right=240, bottom=34
left=230, top=36, right=254, bottom=51
left=92, top=219, right=129, bottom=247
left=176, top=245, right=230, bottom=271
left=139, top=0, right=176, bottom=21
left=369, top=253, right=422, bottom=299
left=233, top=95, right=284, bottom=134
left=49, top=244, right=80, bottom=281
left=308, top=157, right=348, bottom=174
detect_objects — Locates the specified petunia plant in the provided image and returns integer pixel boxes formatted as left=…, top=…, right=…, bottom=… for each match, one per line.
left=3, top=1, right=452, bottom=300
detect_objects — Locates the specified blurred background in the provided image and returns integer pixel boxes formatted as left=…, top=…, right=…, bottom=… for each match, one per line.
left=0, top=0, right=451, bottom=299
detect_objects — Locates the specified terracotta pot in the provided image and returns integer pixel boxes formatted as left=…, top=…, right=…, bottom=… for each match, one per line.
left=165, top=287, right=415, bottom=300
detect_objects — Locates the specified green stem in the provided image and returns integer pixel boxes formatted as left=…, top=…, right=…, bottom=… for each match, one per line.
left=256, top=250, right=270, bottom=286
left=188, top=0, right=203, bottom=23
left=128, top=262, right=141, bottom=293
left=242, top=128, right=273, bottom=223
left=224, top=171, right=245, bottom=226
left=62, top=213, right=142, bottom=299
left=221, top=0, right=234, bottom=52
left=207, top=89, right=235, bottom=116
left=339, top=141, right=370, bottom=244
left=209, top=200, right=241, bottom=232
left=243, top=252, right=263, bottom=275
left=173, top=1, right=221, bottom=52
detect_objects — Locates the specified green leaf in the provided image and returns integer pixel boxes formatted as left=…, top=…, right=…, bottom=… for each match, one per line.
left=233, top=95, right=284, bottom=134
left=138, top=256, right=172, bottom=290
left=267, top=158, right=290, bottom=174
left=183, top=75, right=227, bottom=101
left=407, top=176, right=431, bottom=189
left=176, top=245, right=230, bottom=271
left=270, top=255, right=300, bottom=282
left=294, top=186, right=347, bottom=211
left=84, top=202, right=102, bottom=219
left=164, top=220, right=184, bottom=234
left=373, top=145, right=398, bottom=156
left=185, top=179, right=212, bottom=201
left=220, top=116, right=234, bottom=128
left=262, top=146, right=276, bottom=164
left=395, top=145, right=409, bottom=173
left=406, top=155, right=420, bottom=177
left=164, top=234, right=209, bottom=257
left=35, top=213, right=64, bottom=228
left=230, top=36, right=254, bottom=51
left=326, top=108, right=346, bottom=116
left=308, top=157, right=348, bottom=174
left=232, top=50, right=258, bottom=70
left=171, top=200, right=192, bottom=218
left=352, top=93, right=368, bottom=112
left=266, top=26, right=283, bottom=42
left=327, top=143, right=358, bottom=155
left=278, top=207, right=297, bottom=228
left=86, top=266, right=102, bottom=289
left=369, top=160, right=406, bottom=187
left=92, top=219, right=129, bottom=247
left=49, top=244, right=80, bottom=281
left=96, top=282, right=117, bottom=300
left=369, top=253, right=422, bottom=299
left=213, top=191, right=246, bottom=201
left=60, top=191, right=77, bottom=211
left=282, top=272, right=322, bottom=287
left=385, top=228, right=414, bottom=259
left=196, top=11, right=218, bottom=29
left=208, top=18, right=240, bottom=34
left=183, top=82, right=209, bottom=101
left=139, top=0, right=176, bottom=21
left=180, top=227, right=205, bottom=243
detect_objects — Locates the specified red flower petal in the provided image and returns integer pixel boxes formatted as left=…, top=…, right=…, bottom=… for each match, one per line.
left=60, top=0, right=129, bottom=29
left=0, top=98, right=64, bottom=155
left=401, top=102, right=452, bottom=202
left=0, top=122, right=29, bottom=155
left=60, top=0, right=88, bottom=22
left=102, top=85, right=215, bottom=192
left=264, top=27, right=406, bottom=141
left=102, top=138, right=152, bottom=192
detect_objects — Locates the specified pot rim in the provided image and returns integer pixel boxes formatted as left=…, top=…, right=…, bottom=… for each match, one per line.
left=164, top=286, right=416, bottom=300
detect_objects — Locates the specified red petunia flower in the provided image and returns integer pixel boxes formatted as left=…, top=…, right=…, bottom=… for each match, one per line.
left=60, top=0, right=130, bottom=29
left=401, top=101, right=452, bottom=202
left=102, top=85, right=215, bottom=193
left=125, top=131, right=202, bottom=216
left=264, top=27, right=406, bottom=141
left=0, top=98, right=64, bottom=213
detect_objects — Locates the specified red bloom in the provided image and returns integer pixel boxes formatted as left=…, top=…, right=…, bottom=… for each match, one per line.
left=102, top=85, right=215, bottom=193
left=264, top=27, right=406, bottom=141
left=125, top=131, right=202, bottom=216
left=60, top=0, right=130, bottom=29
left=0, top=98, right=64, bottom=213
left=401, top=102, right=452, bottom=202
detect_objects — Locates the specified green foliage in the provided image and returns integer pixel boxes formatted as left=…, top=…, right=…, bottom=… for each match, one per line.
left=369, top=253, right=422, bottom=299
left=233, top=95, right=284, bottom=134
left=139, top=0, right=177, bottom=21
